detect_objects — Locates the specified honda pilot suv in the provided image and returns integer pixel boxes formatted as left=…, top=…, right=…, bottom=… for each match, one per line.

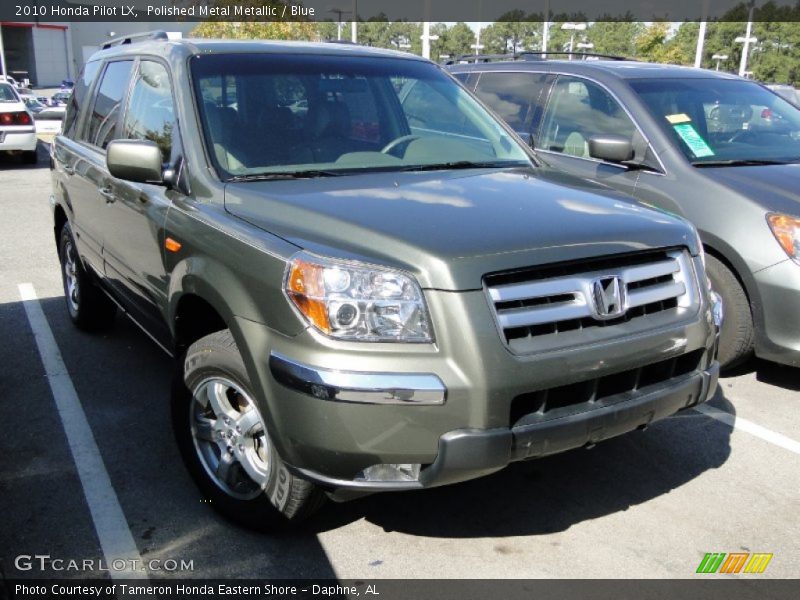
left=50, top=33, right=721, bottom=529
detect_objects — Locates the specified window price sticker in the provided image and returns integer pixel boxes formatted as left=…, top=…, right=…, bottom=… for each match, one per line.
left=673, top=123, right=715, bottom=157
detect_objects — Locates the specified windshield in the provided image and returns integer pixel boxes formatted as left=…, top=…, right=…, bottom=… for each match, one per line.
left=630, top=78, right=800, bottom=166
left=190, top=53, right=530, bottom=179
left=0, top=83, right=19, bottom=103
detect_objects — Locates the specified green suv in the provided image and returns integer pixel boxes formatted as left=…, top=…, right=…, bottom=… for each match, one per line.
left=50, top=33, right=721, bottom=529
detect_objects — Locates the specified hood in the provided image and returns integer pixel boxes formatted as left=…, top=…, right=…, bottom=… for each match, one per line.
left=224, top=167, right=697, bottom=290
left=701, top=163, right=800, bottom=215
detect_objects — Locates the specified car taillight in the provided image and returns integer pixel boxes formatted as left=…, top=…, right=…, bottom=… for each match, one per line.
left=0, top=111, right=32, bottom=126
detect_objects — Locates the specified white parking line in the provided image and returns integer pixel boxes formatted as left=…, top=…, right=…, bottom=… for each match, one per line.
left=18, top=283, right=147, bottom=580
left=695, top=403, right=800, bottom=456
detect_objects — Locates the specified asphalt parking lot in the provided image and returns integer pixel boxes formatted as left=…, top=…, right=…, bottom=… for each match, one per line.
left=0, top=143, right=798, bottom=582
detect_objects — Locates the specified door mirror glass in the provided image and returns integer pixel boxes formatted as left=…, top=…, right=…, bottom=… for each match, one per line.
left=107, top=139, right=163, bottom=184
left=588, top=134, right=634, bottom=163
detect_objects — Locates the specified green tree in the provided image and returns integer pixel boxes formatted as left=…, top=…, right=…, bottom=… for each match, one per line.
left=434, top=22, right=476, bottom=61
left=634, top=22, right=671, bottom=62
left=191, top=0, right=318, bottom=40
left=480, top=11, right=540, bottom=55
left=586, top=19, right=644, bottom=57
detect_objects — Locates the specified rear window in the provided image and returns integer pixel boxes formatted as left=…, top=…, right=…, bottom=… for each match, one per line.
left=0, top=83, right=19, bottom=102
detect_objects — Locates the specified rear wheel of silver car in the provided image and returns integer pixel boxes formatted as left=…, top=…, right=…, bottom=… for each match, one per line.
left=58, top=222, right=117, bottom=331
left=706, top=254, right=754, bottom=370
left=172, top=329, right=325, bottom=530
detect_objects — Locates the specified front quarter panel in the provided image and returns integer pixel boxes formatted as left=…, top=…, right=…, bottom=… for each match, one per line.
left=165, top=195, right=305, bottom=338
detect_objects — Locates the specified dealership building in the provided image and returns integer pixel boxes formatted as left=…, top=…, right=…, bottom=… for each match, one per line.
left=0, top=20, right=195, bottom=87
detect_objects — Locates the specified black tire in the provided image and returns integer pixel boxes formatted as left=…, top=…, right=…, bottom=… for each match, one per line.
left=58, top=222, right=117, bottom=331
left=172, top=330, right=325, bottom=531
left=706, top=254, right=754, bottom=370
left=23, top=150, right=38, bottom=164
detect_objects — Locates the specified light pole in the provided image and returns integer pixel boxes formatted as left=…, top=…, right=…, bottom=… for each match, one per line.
left=419, top=0, right=439, bottom=59
left=712, top=53, right=728, bottom=71
left=0, top=26, right=6, bottom=79
left=542, top=0, right=550, bottom=56
left=694, top=0, right=711, bottom=68
left=561, top=23, right=586, bottom=60
left=351, top=0, right=357, bottom=43
left=421, top=22, right=439, bottom=60
left=737, top=1, right=757, bottom=77
left=472, top=27, right=484, bottom=56
left=328, top=7, right=350, bottom=41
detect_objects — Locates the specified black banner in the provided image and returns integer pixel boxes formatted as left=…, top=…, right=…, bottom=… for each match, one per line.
left=2, top=579, right=800, bottom=600
left=2, top=0, right=800, bottom=23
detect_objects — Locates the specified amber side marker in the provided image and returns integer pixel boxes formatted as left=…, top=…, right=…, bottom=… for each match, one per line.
left=165, top=237, right=182, bottom=253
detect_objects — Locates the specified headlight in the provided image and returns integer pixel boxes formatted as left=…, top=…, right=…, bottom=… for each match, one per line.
left=284, top=253, right=433, bottom=342
left=767, top=213, right=800, bottom=260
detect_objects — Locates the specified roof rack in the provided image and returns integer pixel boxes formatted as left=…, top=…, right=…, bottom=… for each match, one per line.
left=447, top=53, right=517, bottom=64
left=446, top=51, right=629, bottom=65
left=519, top=51, right=629, bottom=61
left=101, top=31, right=169, bottom=50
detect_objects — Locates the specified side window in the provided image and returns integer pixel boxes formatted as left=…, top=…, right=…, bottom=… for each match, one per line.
left=538, top=76, right=635, bottom=159
left=400, top=80, right=483, bottom=137
left=123, top=61, right=175, bottom=161
left=473, top=72, right=552, bottom=135
left=63, top=60, right=100, bottom=137
left=84, top=60, right=134, bottom=149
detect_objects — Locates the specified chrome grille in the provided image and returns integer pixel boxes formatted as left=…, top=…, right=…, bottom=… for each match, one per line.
left=485, top=249, right=699, bottom=354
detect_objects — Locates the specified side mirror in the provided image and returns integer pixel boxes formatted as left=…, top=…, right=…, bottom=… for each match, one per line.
left=107, top=139, right=164, bottom=184
left=588, top=134, right=634, bottom=163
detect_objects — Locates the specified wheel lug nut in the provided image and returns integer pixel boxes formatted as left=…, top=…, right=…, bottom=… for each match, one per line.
left=238, top=444, right=244, bottom=452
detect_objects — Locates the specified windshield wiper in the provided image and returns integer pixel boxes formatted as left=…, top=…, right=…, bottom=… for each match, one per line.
left=399, top=160, right=530, bottom=172
left=693, top=159, right=797, bottom=168
left=227, top=170, right=343, bottom=182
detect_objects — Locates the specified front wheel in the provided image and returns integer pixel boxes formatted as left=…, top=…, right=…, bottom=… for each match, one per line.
left=172, top=330, right=325, bottom=530
left=705, top=254, right=754, bottom=370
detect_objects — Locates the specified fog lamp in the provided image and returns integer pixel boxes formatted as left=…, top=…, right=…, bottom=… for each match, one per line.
left=357, top=463, right=421, bottom=482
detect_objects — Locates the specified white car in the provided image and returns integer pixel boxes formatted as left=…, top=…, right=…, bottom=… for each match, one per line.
left=0, top=82, right=37, bottom=163
left=34, top=106, right=65, bottom=135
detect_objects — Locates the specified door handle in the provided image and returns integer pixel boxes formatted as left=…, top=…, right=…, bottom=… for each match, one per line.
left=98, top=186, right=116, bottom=204
left=63, top=165, right=75, bottom=176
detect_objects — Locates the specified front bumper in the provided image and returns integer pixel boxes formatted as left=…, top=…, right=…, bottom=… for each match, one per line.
left=234, top=270, right=718, bottom=496
left=271, top=350, right=719, bottom=496
left=0, top=129, right=36, bottom=151
left=752, top=258, right=800, bottom=367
